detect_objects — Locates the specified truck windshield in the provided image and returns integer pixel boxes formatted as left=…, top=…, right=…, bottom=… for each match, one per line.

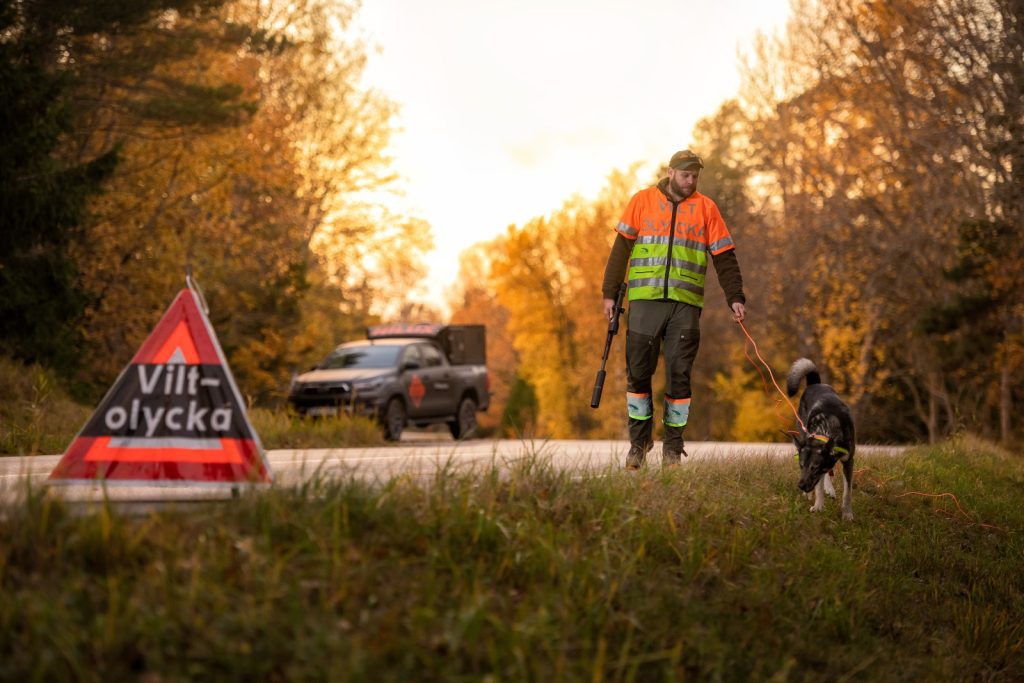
left=319, top=345, right=401, bottom=369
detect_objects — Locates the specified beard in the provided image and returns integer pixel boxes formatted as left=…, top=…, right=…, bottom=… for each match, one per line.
left=670, top=176, right=696, bottom=199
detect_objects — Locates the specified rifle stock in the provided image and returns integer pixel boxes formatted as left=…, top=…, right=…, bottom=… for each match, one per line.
left=590, top=283, right=626, bottom=409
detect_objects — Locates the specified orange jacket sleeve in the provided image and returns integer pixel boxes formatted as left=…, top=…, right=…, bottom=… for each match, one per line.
left=615, top=192, right=643, bottom=240
left=704, top=198, right=735, bottom=255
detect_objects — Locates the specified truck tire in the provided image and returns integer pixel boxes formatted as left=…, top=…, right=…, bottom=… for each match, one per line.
left=448, top=396, right=478, bottom=440
left=382, top=397, right=405, bottom=441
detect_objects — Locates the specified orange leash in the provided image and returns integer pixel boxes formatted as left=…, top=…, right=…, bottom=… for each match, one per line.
left=893, top=491, right=1005, bottom=532
left=737, top=319, right=810, bottom=434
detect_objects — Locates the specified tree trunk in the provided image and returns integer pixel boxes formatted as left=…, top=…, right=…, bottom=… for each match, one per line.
left=1001, top=362, right=1011, bottom=445
left=928, top=391, right=938, bottom=445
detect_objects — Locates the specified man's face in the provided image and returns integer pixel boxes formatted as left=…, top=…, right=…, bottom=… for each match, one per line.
left=669, top=168, right=699, bottom=199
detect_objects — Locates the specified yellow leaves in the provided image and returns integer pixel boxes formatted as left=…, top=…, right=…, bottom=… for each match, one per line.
left=711, top=364, right=784, bottom=443
left=321, top=212, right=435, bottom=320
left=63, top=0, right=404, bottom=403
left=449, top=171, right=642, bottom=439
left=489, top=222, right=582, bottom=438
left=810, top=275, right=889, bottom=402
left=449, top=249, right=516, bottom=435
left=229, top=329, right=288, bottom=403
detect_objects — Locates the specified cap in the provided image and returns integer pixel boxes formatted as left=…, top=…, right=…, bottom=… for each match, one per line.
left=669, top=149, right=704, bottom=171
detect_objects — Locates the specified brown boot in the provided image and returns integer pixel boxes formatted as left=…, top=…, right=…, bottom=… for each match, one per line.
left=626, top=417, right=654, bottom=469
left=662, top=448, right=689, bottom=467
left=625, top=441, right=654, bottom=469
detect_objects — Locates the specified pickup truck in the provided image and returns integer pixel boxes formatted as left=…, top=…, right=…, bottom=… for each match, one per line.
left=287, top=323, right=490, bottom=441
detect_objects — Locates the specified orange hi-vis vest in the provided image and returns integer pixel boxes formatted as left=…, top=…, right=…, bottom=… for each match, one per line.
left=615, top=187, right=735, bottom=308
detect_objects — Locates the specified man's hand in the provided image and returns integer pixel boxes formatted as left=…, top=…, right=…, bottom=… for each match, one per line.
left=731, top=302, right=746, bottom=323
left=603, top=298, right=616, bottom=321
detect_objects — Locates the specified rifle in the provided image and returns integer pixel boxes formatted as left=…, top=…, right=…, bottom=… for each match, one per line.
left=590, top=282, right=627, bottom=409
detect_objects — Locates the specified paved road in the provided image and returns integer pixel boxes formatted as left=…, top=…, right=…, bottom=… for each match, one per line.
left=0, top=437, right=906, bottom=510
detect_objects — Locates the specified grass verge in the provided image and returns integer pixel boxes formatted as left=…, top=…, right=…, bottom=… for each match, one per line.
left=0, top=357, right=92, bottom=455
left=248, top=408, right=384, bottom=449
left=1, top=437, right=1021, bottom=681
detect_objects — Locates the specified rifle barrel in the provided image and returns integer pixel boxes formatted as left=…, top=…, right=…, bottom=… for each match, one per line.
left=590, top=283, right=626, bottom=409
left=590, top=369, right=606, bottom=409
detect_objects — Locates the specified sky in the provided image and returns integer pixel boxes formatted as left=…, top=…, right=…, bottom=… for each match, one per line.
left=354, top=0, right=791, bottom=311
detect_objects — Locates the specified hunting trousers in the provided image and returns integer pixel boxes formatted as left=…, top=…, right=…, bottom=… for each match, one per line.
left=624, top=299, right=701, bottom=453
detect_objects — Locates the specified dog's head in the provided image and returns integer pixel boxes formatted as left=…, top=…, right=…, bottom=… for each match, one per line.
left=791, top=432, right=839, bottom=492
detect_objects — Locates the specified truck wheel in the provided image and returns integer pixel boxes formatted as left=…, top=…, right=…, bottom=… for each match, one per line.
left=382, top=398, right=405, bottom=441
left=448, top=396, right=478, bottom=440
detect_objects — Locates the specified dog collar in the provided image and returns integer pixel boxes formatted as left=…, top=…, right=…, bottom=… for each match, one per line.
left=805, top=434, right=851, bottom=462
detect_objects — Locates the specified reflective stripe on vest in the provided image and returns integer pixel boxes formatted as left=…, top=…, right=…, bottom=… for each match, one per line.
left=627, top=234, right=708, bottom=307
left=617, top=221, right=639, bottom=238
left=664, top=396, right=690, bottom=427
left=627, top=392, right=653, bottom=420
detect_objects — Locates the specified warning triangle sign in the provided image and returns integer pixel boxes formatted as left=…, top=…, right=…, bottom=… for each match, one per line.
left=49, top=288, right=272, bottom=486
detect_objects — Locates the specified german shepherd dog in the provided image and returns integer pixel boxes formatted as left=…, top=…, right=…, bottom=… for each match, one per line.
left=786, top=358, right=855, bottom=521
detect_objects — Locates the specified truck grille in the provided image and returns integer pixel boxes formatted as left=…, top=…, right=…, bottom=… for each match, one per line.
left=307, top=382, right=348, bottom=395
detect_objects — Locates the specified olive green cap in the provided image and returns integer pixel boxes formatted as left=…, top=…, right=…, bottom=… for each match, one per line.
left=669, top=149, right=704, bottom=171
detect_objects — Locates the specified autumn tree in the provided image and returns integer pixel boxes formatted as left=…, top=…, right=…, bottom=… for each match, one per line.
left=689, top=100, right=777, bottom=440
left=0, top=0, right=234, bottom=374
left=446, top=246, right=520, bottom=435
left=483, top=170, right=637, bottom=439
left=62, top=0, right=419, bottom=403
left=738, top=0, right=1023, bottom=441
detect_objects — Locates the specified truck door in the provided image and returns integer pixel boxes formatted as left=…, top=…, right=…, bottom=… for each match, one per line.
left=417, top=342, right=453, bottom=416
left=398, top=344, right=429, bottom=418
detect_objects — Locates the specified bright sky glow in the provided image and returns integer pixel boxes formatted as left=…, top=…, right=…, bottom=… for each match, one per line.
left=355, top=0, right=791, bottom=310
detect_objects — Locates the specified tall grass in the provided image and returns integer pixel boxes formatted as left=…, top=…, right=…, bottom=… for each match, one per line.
left=1, top=437, right=1021, bottom=681
left=0, top=357, right=92, bottom=455
left=248, top=408, right=384, bottom=449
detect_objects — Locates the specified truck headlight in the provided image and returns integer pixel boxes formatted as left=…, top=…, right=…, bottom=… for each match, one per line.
left=352, top=377, right=385, bottom=393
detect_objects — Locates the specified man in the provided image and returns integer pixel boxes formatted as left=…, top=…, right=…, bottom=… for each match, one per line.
left=601, top=149, right=746, bottom=468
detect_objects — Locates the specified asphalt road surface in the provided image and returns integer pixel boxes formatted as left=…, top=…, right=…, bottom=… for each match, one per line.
left=0, top=436, right=906, bottom=511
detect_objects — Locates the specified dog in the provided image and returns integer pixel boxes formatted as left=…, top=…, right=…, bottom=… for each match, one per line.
left=786, top=358, right=856, bottom=521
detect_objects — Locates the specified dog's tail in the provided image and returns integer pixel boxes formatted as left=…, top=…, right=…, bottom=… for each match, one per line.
left=786, top=358, right=821, bottom=397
